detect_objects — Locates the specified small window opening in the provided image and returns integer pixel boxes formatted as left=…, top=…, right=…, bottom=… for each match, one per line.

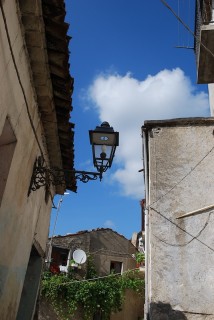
left=51, top=247, right=69, bottom=268
left=110, top=261, right=123, bottom=274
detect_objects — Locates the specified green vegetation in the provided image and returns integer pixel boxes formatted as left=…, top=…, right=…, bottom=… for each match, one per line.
left=135, top=252, right=145, bottom=264
left=41, top=257, right=144, bottom=320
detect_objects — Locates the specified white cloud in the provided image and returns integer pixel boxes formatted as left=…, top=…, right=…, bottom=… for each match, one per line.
left=103, top=220, right=116, bottom=229
left=86, top=68, right=209, bottom=199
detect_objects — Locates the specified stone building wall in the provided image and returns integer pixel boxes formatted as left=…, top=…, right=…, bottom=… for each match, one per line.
left=143, top=118, right=214, bottom=319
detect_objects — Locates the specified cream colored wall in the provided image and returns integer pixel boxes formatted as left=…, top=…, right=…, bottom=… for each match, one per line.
left=147, top=122, right=214, bottom=319
left=111, top=289, right=144, bottom=320
left=0, top=1, right=53, bottom=318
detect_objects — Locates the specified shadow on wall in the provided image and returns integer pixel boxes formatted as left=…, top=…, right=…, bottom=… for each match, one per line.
left=150, top=302, right=187, bottom=320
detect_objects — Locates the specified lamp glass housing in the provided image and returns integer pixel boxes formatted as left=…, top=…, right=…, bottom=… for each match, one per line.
left=89, top=122, right=119, bottom=173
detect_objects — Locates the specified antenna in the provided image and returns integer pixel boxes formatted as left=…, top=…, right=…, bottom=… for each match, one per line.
left=174, top=0, right=193, bottom=50
left=174, top=46, right=194, bottom=50
left=73, top=249, right=87, bottom=264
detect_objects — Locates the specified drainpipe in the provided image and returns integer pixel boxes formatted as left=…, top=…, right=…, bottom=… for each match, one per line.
left=208, top=83, right=214, bottom=116
left=212, top=0, right=214, bottom=23
left=142, top=127, right=149, bottom=320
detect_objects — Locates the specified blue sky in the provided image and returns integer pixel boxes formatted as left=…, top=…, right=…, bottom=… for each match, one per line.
left=49, top=0, right=210, bottom=240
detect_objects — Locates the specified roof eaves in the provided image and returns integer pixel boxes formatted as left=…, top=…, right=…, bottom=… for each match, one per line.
left=18, top=0, right=77, bottom=193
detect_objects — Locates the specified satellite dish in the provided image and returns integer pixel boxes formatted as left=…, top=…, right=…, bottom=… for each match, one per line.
left=73, top=249, right=87, bottom=264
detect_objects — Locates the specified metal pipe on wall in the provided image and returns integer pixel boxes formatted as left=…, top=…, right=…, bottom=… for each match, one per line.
left=142, top=128, right=149, bottom=320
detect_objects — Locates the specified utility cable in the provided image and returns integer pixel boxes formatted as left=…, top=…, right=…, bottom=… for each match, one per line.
left=152, top=211, right=212, bottom=247
left=47, top=196, right=64, bottom=262
left=138, top=1, right=214, bottom=254
left=58, top=267, right=144, bottom=286
left=161, top=0, right=214, bottom=60
left=151, top=206, right=214, bottom=253
left=143, top=1, right=214, bottom=208
left=177, top=0, right=180, bottom=45
left=188, top=0, right=191, bottom=47
left=147, top=143, right=214, bottom=209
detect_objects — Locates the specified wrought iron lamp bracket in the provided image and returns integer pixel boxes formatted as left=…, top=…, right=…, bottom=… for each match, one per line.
left=28, top=156, right=102, bottom=195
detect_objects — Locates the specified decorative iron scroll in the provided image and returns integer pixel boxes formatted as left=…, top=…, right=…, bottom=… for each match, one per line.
left=28, top=156, right=102, bottom=195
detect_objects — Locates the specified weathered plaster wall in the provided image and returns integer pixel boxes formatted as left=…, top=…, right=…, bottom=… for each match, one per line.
left=89, top=229, right=136, bottom=275
left=52, top=233, right=90, bottom=254
left=51, top=232, right=90, bottom=275
left=0, top=1, right=53, bottom=318
left=146, top=121, right=214, bottom=319
left=51, top=229, right=136, bottom=276
left=111, top=289, right=144, bottom=320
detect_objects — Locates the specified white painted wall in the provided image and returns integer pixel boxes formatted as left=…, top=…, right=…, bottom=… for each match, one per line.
left=144, top=120, right=214, bottom=319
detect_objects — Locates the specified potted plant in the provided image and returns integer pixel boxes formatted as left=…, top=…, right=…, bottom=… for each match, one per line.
left=135, top=252, right=145, bottom=267
left=70, top=259, right=78, bottom=268
left=70, top=259, right=82, bottom=269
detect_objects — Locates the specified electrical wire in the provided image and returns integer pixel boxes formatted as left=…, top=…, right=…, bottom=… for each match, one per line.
left=58, top=267, right=144, bottom=286
left=50, top=192, right=57, bottom=209
left=143, top=2, right=214, bottom=252
left=46, top=196, right=64, bottom=262
left=147, top=143, right=214, bottom=209
left=177, top=0, right=180, bottom=45
left=188, top=0, right=191, bottom=47
left=150, top=206, right=214, bottom=253
left=152, top=211, right=212, bottom=247
left=161, top=0, right=214, bottom=59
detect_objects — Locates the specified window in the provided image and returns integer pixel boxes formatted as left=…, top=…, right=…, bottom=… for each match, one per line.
left=138, top=237, right=145, bottom=252
left=60, top=252, right=69, bottom=266
left=110, top=261, right=123, bottom=274
left=0, top=118, right=16, bottom=206
left=51, top=247, right=69, bottom=266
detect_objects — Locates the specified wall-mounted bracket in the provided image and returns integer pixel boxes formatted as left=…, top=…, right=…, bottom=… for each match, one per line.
left=28, top=156, right=102, bottom=196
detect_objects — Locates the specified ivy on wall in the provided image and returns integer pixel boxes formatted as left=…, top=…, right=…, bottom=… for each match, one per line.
left=41, top=265, right=144, bottom=320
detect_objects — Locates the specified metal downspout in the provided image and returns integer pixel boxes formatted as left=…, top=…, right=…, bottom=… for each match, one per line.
left=142, top=128, right=149, bottom=320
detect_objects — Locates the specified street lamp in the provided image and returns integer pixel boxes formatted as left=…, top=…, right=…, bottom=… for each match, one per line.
left=28, top=122, right=119, bottom=195
left=89, top=121, right=119, bottom=179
